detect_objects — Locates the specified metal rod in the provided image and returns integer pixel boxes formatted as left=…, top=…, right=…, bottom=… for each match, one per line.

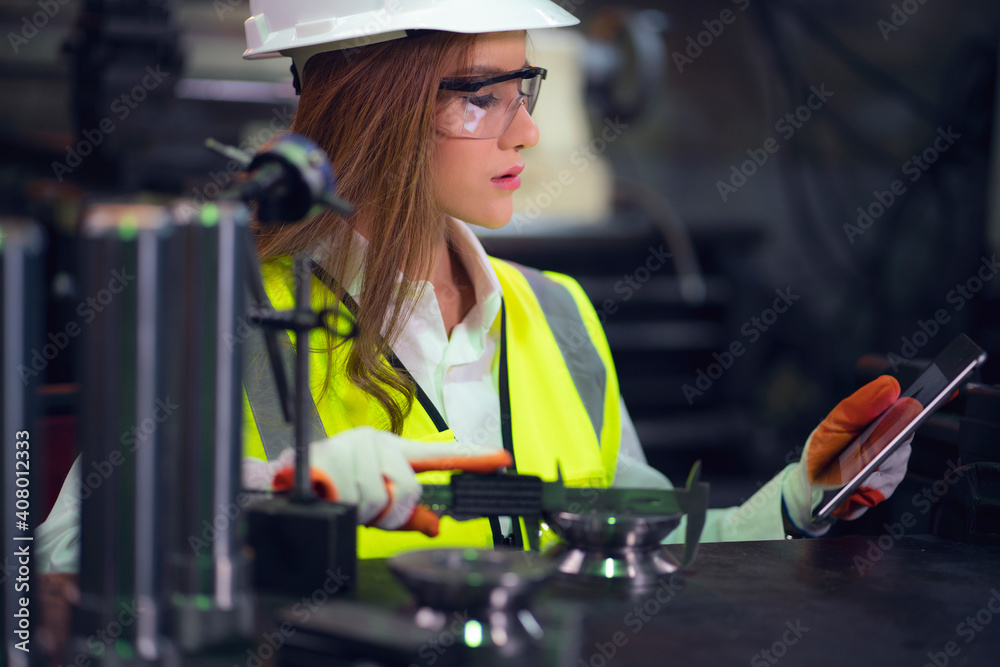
left=2, top=223, right=43, bottom=667
left=293, top=253, right=313, bottom=499
left=134, top=221, right=161, bottom=660
left=213, top=213, right=238, bottom=611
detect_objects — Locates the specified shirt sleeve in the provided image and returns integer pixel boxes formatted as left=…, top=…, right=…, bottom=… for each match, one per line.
left=35, top=452, right=293, bottom=575
left=612, top=396, right=788, bottom=543
left=612, top=396, right=674, bottom=490
left=35, top=457, right=82, bottom=573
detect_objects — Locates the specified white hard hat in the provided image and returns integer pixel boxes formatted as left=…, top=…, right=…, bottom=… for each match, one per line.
left=243, top=0, right=580, bottom=72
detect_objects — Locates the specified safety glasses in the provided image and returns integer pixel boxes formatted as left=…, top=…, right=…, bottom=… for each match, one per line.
left=437, top=66, right=547, bottom=139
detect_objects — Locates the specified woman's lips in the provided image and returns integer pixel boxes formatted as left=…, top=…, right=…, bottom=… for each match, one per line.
left=491, top=174, right=521, bottom=190
left=491, top=163, right=524, bottom=191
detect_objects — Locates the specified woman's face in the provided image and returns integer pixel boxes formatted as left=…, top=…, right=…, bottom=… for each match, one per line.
left=430, top=32, right=540, bottom=229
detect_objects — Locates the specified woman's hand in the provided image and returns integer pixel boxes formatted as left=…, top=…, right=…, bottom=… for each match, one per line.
left=782, top=375, right=914, bottom=536
left=255, top=427, right=512, bottom=537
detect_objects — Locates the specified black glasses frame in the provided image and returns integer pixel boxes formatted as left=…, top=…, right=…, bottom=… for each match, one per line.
left=438, top=66, right=547, bottom=93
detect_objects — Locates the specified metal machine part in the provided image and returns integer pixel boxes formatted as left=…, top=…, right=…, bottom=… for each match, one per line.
left=421, top=473, right=696, bottom=519
left=584, top=7, right=668, bottom=125
left=63, top=0, right=184, bottom=191
left=546, top=463, right=707, bottom=587
left=2, top=220, right=45, bottom=667
left=161, top=200, right=253, bottom=651
left=242, top=252, right=360, bottom=597
left=214, top=133, right=354, bottom=225
left=420, top=463, right=709, bottom=586
left=545, top=511, right=685, bottom=586
left=387, top=548, right=553, bottom=662
left=74, top=201, right=252, bottom=663
left=222, top=131, right=364, bottom=598
left=75, top=203, right=177, bottom=666
left=210, top=132, right=353, bottom=497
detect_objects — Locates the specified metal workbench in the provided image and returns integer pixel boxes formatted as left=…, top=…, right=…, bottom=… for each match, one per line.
left=278, top=535, right=1000, bottom=666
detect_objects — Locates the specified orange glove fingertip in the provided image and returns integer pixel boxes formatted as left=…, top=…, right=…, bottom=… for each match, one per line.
left=807, top=375, right=903, bottom=482
left=272, top=466, right=339, bottom=501
left=409, top=450, right=513, bottom=474
left=838, top=375, right=901, bottom=427
left=871, top=374, right=902, bottom=404
left=401, top=506, right=441, bottom=537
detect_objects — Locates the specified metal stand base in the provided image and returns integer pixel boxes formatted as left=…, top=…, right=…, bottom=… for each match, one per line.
left=246, top=497, right=357, bottom=597
left=545, top=510, right=684, bottom=587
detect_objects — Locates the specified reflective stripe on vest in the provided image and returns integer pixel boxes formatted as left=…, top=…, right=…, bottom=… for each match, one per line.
left=242, top=255, right=621, bottom=557
left=242, top=291, right=327, bottom=460
left=513, top=263, right=606, bottom=442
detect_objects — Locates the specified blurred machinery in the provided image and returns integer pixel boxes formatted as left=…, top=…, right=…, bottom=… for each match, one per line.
left=2, top=1, right=1000, bottom=664
left=1, top=220, right=45, bottom=667
left=0, top=132, right=714, bottom=666
left=1, top=0, right=997, bottom=534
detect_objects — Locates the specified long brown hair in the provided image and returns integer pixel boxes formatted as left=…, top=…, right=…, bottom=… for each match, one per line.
left=254, top=32, right=478, bottom=434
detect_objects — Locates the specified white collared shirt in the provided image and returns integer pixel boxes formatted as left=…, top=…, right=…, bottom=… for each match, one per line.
left=332, top=216, right=671, bottom=489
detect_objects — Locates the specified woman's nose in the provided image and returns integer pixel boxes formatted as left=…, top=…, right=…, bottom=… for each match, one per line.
left=499, top=101, right=540, bottom=150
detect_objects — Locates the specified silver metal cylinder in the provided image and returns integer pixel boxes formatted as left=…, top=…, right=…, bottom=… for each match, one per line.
left=74, top=199, right=252, bottom=662
left=75, top=203, right=175, bottom=666
left=2, top=220, right=45, bottom=667
left=160, top=200, right=251, bottom=651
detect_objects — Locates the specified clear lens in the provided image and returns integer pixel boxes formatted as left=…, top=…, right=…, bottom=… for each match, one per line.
left=437, top=72, right=543, bottom=139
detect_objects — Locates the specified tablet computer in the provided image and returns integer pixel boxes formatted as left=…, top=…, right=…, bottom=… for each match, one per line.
left=811, top=334, right=987, bottom=524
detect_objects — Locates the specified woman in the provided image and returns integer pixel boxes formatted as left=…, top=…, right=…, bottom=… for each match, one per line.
left=238, top=0, right=912, bottom=559
left=37, top=0, right=910, bottom=570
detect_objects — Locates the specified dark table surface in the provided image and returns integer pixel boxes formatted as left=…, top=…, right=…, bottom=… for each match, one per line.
left=40, top=535, right=1000, bottom=666
left=326, top=535, right=1000, bottom=667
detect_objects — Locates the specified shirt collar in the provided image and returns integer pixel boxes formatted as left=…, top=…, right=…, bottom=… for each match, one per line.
left=308, top=216, right=504, bottom=333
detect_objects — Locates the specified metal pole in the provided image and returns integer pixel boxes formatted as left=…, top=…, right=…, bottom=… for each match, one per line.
left=2, top=221, right=44, bottom=667
left=293, top=253, right=313, bottom=500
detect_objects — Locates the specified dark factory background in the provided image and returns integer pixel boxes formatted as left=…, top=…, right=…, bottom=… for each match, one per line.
left=2, top=0, right=999, bottom=520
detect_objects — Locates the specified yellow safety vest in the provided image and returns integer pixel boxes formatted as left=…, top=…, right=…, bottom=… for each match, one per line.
left=242, top=256, right=621, bottom=558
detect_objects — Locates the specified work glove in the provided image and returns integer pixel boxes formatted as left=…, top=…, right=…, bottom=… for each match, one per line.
left=781, top=375, right=916, bottom=536
left=244, top=426, right=512, bottom=537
